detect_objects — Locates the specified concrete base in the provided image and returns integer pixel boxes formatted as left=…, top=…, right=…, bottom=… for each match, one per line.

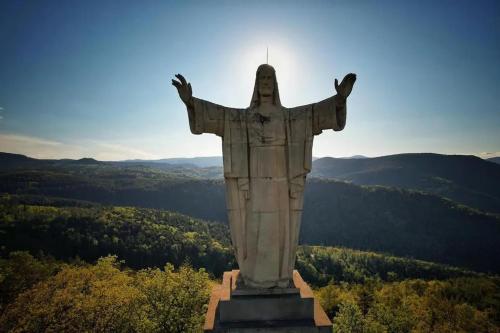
left=204, top=270, right=332, bottom=333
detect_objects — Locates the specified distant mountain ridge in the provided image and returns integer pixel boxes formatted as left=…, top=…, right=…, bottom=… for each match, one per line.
left=487, top=157, right=500, bottom=164
left=2, top=151, right=500, bottom=214
left=0, top=152, right=366, bottom=169
left=0, top=152, right=105, bottom=168
left=123, top=156, right=223, bottom=168
left=311, top=153, right=500, bottom=213
left=0, top=152, right=220, bottom=175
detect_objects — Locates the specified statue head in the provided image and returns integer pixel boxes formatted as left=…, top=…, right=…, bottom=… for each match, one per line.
left=250, top=64, right=281, bottom=108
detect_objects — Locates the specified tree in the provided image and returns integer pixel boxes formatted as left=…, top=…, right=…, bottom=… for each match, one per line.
left=0, top=256, right=212, bottom=333
left=333, top=301, right=365, bottom=333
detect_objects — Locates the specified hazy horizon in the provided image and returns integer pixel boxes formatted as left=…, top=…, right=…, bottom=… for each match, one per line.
left=2, top=149, right=499, bottom=162
left=1, top=1, right=499, bottom=160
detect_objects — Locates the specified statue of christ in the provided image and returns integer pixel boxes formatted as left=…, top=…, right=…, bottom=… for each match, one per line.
left=172, top=64, right=356, bottom=288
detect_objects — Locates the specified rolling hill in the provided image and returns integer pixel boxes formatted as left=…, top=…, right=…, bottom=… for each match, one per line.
left=311, top=153, right=500, bottom=213
left=0, top=194, right=482, bottom=284
left=1, top=152, right=499, bottom=273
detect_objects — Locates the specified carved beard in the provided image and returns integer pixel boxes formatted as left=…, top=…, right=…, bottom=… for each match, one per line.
left=258, top=88, right=274, bottom=104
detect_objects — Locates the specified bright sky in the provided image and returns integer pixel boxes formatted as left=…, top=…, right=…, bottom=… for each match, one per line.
left=1, top=0, right=499, bottom=160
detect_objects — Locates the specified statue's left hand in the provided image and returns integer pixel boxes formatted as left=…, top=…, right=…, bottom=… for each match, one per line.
left=171, top=74, right=193, bottom=107
left=335, top=73, right=357, bottom=99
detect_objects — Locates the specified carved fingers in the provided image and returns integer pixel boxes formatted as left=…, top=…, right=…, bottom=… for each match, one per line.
left=335, top=73, right=357, bottom=99
left=171, top=78, right=181, bottom=89
left=171, top=73, right=193, bottom=104
left=176, top=74, right=188, bottom=86
left=343, top=73, right=357, bottom=87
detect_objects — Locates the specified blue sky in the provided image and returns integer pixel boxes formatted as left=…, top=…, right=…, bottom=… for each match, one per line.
left=0, top=0, right=499, bottom=160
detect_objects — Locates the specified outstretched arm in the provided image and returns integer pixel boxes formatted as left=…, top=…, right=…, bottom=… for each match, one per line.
left=312, top=73, right=356, bottom=135
left=172, top=74, right=227, bottom=136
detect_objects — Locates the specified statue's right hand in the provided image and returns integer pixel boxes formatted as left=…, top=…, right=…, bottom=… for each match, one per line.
left=334, top=73, right=357, bottom=99
left=171, top=74, right=193, bottom=106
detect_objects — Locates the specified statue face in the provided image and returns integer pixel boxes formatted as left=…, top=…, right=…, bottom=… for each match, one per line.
left=257, top=67, right=275, bottom=98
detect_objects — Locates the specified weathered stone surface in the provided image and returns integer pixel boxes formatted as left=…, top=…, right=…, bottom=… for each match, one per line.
left=203, top=270, right=332, bottom=333
left=172, top=65, right=356, bottom=289
left=172, top=65, right=354, bottom=331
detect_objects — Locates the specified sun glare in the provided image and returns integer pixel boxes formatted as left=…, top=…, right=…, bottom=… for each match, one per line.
left=231, top=40, right=306, bottom=107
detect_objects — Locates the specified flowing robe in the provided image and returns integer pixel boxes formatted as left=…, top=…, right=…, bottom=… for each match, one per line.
left=187, top=95, right=346, bottom=288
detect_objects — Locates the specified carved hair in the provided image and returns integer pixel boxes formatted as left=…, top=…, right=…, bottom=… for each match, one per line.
left=249, top=64, right=282, bottom=109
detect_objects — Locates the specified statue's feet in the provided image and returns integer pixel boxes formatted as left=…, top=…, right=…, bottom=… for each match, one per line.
left=238, top=274, right=293, bottom=289
left=275, top=278, right=292, bottom=288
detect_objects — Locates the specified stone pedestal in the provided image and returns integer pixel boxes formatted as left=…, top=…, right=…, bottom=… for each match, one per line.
left=204, top=270, right=332, bottom=333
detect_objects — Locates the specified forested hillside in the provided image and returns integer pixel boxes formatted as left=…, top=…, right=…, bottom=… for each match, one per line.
left=302, top=179, right=500, bottom=273
left=1, top=253, right=498, bottom=332
left=0, top=194, right=233, bottom=276
left=0, top=164, right=227, bottom=221
left=0, top=254, right=211, bottom=332
left=0, top=197, right=498, bottom=332
left=1, top=157, right=499, bottom=273
left=5, top=151, right=500, bottom=216
left=1, top=194, right=483, bottom=284
left=312, top=153, right=500, bottom=213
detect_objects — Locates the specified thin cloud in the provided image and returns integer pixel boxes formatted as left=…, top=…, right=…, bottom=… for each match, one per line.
left=89, top=141, right=160, bottom=160
left=0, top=133, right=62, bottom=147
left=478, top=152, right=500, bottom=159
left=0, top=133, right=70, bottom=160
left=0, top=133, right=160, bottom=161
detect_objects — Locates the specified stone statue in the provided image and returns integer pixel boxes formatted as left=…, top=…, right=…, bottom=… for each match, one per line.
left=172, top=64, right=356, bottom=289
